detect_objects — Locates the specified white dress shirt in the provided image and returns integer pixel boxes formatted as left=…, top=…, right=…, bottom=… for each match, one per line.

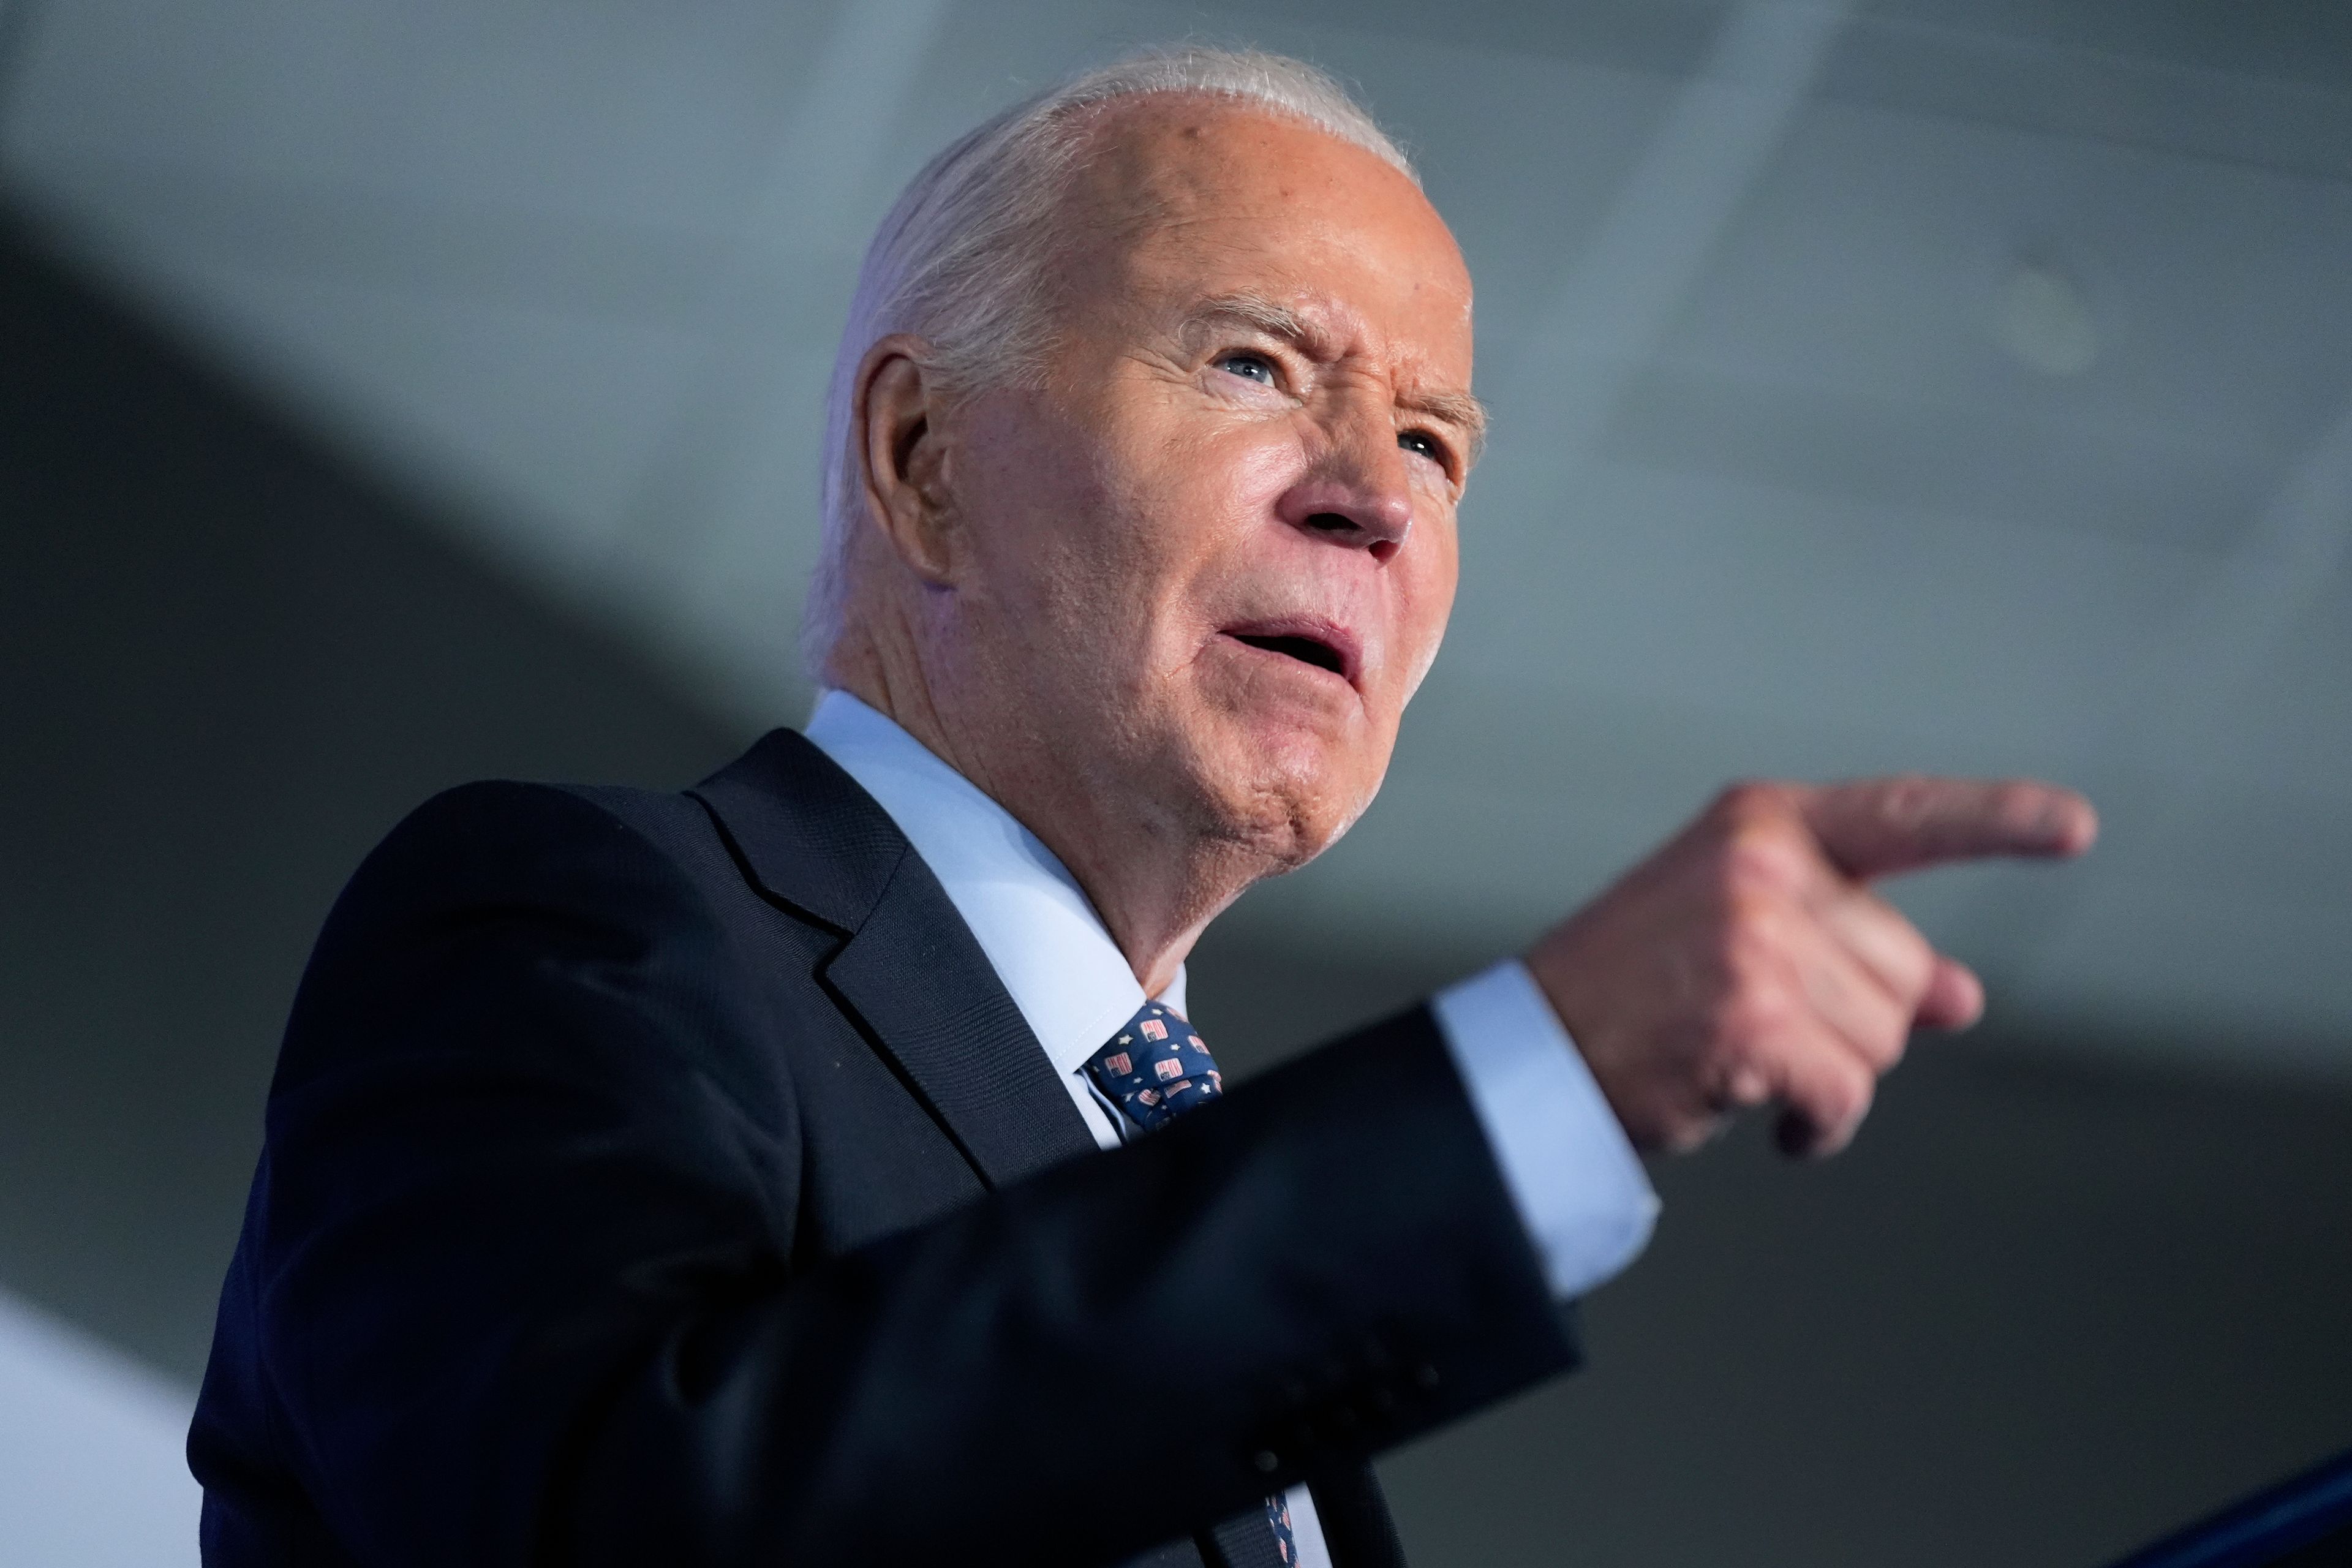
left=804, top=691, right=1659, bottom=1567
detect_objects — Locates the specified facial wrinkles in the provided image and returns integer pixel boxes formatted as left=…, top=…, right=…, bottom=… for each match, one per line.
left=1129, top=246, right=1474, bottom=497
left=954, top=102, right=1472, bottom=897
left=1118, top=367, right=1431, bottom=755
left=1297, top=353, right=1458, bottom=665
left=973, top=387, right=1197, bottom=807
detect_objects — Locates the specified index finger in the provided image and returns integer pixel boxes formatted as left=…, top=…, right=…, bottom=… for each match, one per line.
left=1797, top=775, right=2098, bottom=881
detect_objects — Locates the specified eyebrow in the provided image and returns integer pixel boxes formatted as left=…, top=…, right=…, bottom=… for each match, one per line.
left=1403, top=388, right=1489, bottom=464
left=1180, top=292, right=1490, bottom=462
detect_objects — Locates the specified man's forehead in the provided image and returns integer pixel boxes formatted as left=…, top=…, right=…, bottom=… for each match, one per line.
left=1052, top=95, right=1477, bottom=394
left=1083, top=110, right=1467, bottom=279
left=1067, top=94, right=1459, bottom=262
left=1068, top=95, right=1317, bottom=205
left=1175, top=291, right=1393, bottom=354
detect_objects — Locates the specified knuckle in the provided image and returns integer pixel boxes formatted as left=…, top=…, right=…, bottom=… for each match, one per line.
left=1715, top=825, right=1812, bottom=897
left=1723, top=981, right=1796, bottom=1043
left=1882, top=924, right=1938, bottom=1003
left=1705, top=932, right=1793, bottom=1030
left=1852, top=1012, right=1909, bottom=1071
left=1712, top=900, right=1780, bottom=968
left=1837, top=1060, right=1877, bottom=1122
left=1875, top=773, right=1936, bottom=828
left=1687, top=910, right=1747, bottom=995
left=1853, top=891, right=1937, bottom=998
left=1705, top=998, right=1776, bottom=1061
left=1708, top=780, right=1787, bottom=829
left=1812, top=1062, right=1873, bottom=1130
left=1702, top=1044, right=1773, bottom=1109
left=1893, top=921, right=1937, bottom=982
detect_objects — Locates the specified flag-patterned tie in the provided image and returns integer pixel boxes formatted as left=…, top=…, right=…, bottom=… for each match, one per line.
left=1084, top=1002, right=1298, bottom=1567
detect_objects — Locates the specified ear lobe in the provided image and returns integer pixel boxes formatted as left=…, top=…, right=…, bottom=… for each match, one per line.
left=855, top=334, right=956, bottom=585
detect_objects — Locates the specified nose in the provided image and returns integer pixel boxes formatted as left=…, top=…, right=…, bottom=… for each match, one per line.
left=1273, top=413, right=1415, bottom=565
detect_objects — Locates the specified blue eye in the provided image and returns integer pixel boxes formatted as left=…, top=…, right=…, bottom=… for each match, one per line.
left=1399, top=429, right=1444, bottom=464
left=1216, top=352, right=1277, bottom=385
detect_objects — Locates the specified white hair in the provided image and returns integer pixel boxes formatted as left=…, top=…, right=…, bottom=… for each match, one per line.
left=799, top=45, right=1415, bottom=678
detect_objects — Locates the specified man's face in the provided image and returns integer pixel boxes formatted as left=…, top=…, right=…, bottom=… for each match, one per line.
left=927, top=100, right=1478, bottom=871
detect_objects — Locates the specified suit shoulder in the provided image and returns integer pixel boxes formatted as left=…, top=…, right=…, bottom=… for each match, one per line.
left=380, top=776, right=705, bottom=860
left=279, top=778, right=790, bottom=1106
left=379, top=772, right=799, bottom=895
left=302, top=777, right=774, bottom=1023
left=348, top=778, right=712, bottom=919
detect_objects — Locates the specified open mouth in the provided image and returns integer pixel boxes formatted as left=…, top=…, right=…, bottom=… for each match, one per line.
left=1229, top=633, right=1347, bottom=677
left=1219, top=620, right=1360, bottom=688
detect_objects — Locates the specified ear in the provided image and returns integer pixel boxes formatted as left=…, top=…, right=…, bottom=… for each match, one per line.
left=853, top=333, right=957, bottom=586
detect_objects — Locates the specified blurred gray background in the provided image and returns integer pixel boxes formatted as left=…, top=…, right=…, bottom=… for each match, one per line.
left=2, top=1, right=2348, bottom=1564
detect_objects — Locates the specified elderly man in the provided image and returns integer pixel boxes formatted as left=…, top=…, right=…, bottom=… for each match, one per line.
left=189, top=47, right=2094, bottom=1568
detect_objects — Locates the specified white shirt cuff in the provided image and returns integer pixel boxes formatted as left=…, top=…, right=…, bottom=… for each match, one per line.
left=1430, top=960, right=1660, bottom=1300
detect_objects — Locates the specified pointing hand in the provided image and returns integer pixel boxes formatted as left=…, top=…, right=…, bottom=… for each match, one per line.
left=1525, top=777, right=2097, bottom=1157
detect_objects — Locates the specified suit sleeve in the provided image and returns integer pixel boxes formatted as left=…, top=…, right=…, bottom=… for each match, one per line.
left=191, top=782, right=1577, bottom=1568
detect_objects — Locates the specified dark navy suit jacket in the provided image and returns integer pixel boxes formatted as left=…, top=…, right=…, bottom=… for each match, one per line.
left=189, top=729, right=1579, bottom=1566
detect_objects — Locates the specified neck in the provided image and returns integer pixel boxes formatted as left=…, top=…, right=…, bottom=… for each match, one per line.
left=827, top=633, right=1262, bottom=997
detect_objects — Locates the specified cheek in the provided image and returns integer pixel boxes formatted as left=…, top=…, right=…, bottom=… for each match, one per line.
left=1134, top=420, right=1300, bottom=543
left=1204, top=425, right=1310, bottom=512
left=1390, top=519, right=1460, bottom=697
left=1114, top=421, right=1305, bottom=625
left=957, top=409, right=1130, bottom=626
left=953, top=415, right=1268, bottom=702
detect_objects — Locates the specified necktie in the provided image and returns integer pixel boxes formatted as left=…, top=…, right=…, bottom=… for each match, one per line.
left=1084, top=1003, right=1298, bottom=1567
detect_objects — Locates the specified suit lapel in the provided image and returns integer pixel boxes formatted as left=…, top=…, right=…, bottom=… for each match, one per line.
left=698, top=736, right=1409, bottom=1566
left=691, top=729, right=1099, bottom=1188
left=823, top=845, right=1101, bottom=1185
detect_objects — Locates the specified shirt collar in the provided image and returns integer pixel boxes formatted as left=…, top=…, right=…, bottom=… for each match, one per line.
left=801, top=690, right=1186, bottom=1077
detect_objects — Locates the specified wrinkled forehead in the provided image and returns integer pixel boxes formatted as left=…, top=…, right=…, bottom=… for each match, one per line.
left=1048, top=96, right=1475, bottom=364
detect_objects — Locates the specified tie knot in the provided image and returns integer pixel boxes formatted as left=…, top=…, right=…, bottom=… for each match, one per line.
left=1083, top=1003, right=1223, bottom=1134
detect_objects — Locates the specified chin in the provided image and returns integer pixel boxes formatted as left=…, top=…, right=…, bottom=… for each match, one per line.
left=1186, top=714, right=1380, bottom=872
